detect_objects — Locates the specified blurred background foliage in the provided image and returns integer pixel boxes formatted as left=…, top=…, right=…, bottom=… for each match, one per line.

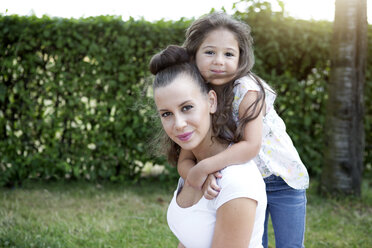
left=0, top=1, right=371, bottom=187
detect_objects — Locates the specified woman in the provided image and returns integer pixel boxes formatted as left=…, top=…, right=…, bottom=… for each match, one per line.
left=149, top=45, right=266, bottom=248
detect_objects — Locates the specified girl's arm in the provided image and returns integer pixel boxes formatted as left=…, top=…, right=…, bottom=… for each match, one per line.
left=187, top=91, right=263, bottom=189
left=177, top=149, right=196, bottom=180
left=179, top=148, right=222, bottom=197
left=211, top=197, right=257, bottom=248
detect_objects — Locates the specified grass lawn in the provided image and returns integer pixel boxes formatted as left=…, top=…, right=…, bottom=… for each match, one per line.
left=0, top=178, right=371, bottom=248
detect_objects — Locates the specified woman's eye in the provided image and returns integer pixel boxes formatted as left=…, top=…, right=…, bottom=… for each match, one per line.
left=161, top=112, right=172, bottom=118
left=182, top=105, right=193, bottom=112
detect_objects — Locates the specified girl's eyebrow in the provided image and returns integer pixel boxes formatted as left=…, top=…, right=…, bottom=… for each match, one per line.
left=158, top=100, right=191, bottom=112
left=201, top=45, right=238, bottom=52
left=201, top=45, right=215, bottom=49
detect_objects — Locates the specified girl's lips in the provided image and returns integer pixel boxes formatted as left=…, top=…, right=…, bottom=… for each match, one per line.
left=211, top=70, right=225, bottom=74
left=177, top=132, right=193, bottom=142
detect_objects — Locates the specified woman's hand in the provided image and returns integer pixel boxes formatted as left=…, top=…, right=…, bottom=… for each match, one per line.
left=202, top=172, right=222, bottom=200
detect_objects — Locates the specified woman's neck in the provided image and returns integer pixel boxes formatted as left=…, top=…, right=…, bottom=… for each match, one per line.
left=192, top=138, right=228, bottom=163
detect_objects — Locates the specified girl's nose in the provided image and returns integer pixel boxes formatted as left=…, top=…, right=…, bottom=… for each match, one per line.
left=213, top=53, right=224, bottom=65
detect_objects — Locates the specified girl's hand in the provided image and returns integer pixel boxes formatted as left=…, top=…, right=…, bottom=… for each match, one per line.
left=202, top=172, right=222, bottom=200
left=185, top=161, right=209, bottom=189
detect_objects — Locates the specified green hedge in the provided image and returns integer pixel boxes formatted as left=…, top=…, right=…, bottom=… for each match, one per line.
left=0, top=11, right=371, bottom=186
left=0, top=15, right=190, bottom=186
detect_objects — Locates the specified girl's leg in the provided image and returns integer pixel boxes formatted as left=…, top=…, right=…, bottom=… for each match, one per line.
left=262, top=207, right=270, bottom=248
left=264, top=175, right=307, bottom=248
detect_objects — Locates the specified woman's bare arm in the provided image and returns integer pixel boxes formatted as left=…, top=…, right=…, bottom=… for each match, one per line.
left=211, top=197, right=257, bottom=248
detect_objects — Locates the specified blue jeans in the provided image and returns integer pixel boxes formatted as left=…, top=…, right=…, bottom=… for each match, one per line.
left=262, top=175, right=307, bottom=248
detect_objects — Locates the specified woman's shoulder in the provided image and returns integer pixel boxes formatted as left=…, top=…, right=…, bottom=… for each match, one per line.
left=220, top=162, right=263, bottom=186
left=213, top=162, right=266, bottom=209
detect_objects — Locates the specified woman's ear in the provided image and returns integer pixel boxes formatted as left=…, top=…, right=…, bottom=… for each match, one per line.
left=208, top=90, right=217, bottom=114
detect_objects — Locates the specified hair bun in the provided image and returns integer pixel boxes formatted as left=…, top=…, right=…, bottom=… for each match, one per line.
left=149, top=45, right=190, bottom=75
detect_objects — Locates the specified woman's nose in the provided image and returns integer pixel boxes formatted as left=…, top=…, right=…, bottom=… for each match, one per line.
left=174, top=115, right=187, bottom=130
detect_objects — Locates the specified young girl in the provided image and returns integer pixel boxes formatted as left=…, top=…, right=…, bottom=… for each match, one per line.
left=178, top=12, right=309, bottom=248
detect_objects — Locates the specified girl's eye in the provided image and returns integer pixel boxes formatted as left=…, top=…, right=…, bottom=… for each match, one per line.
left=182, top=105, right=193, bottom=112
left=225, top=52, right=234, bottom=57
left=161, top=112, right=172, bottom=118
left=205, top=50, right=214, bottom=55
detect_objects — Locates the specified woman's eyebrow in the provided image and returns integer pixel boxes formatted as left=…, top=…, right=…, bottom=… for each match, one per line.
left=158, top=100, right=191, bottom=112
left=178, top=100, right=191, bottom=107
left=158, top=100, right=192, bottom=112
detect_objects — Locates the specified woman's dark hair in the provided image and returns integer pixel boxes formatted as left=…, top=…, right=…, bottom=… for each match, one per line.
left=150, top=45, right=230, bottom=165
left=184, top=12, right=266, bottom=143
left=150, top=45, right=208, bottom=95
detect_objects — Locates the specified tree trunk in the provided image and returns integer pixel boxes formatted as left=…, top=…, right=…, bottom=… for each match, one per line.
left=320, top=0, right=367, bottom=196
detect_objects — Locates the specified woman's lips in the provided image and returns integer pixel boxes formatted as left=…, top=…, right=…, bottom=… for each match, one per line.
left=177, top=132, right=193, bottom=142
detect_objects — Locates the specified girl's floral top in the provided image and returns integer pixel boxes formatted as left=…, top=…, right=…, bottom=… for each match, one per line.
left=232, top=75, right=309, bottom=189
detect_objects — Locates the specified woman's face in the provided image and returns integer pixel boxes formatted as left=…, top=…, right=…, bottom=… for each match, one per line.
left=154, top=74, right=217, bottom=152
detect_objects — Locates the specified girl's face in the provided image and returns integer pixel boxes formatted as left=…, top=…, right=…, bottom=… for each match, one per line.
left=195, top=28, right=240, bottom=86
left=154, top=75, right=217, bottom=152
